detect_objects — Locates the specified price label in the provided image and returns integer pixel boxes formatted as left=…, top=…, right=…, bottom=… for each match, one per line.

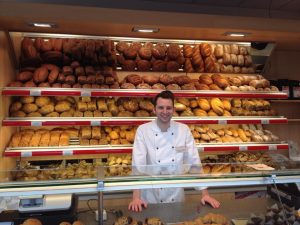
left=198, top=146, right=204, bottom=152
left=261, top=120, right=269, bottom=124
left=30, top=90, right=41, bottom=96
left=21, top=152, right=32, bottom=157
left=239, top=146, right=248, bottom=151
left=218, top=120, right=227, bottom=125
left=63, top=150, right=73, bottom=156
left=91, top=121, right=101, bottom=126
left=81, top=90, right=91, bottom=97
left=31, top=121, right=42, bottom=126
left=268, top=145, right=277, bottom=151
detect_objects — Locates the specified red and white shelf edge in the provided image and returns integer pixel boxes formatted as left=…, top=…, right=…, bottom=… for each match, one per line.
left=4, top=142, right=289, bottom=157
left=2, top=87, right=288, bottom=99
left=2, top=116, right=288, bottom=126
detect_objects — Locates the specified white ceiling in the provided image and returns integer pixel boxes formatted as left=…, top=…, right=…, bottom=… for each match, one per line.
left=1, top=0, right=300, bottom=50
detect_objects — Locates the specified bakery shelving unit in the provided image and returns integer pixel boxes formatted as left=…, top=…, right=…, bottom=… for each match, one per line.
left=0, top=32, right=291, bottom=166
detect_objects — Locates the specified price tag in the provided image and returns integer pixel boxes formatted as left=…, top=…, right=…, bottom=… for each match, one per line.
left=91, top=121, right=101, bottom=126
left=81, top=90, right=91, bottom=97
left=30, top=90, right=41, bottom=96
left=218, top=120, right=227, bottom=125
left=63, top=150, right=73, bottom=156
left=31, top=121, right=42, bottom=126
left=21, top=152, right=32, bottom=157
left=268, top=145, right=277, bottom=151
left=261, top=119, right=269, bottom=124
left=239, top=146, right=248, bottom=151
left=198, top=146, right=204, bottom=152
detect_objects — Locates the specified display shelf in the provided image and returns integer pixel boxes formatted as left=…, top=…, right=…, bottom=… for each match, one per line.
left=4, top=142, right=289, bottom=157
left=2, top=116, right=288, bottom=127
left=2, top=87, right=288, bottom=99
left=1, top=165, right=300, bottom=197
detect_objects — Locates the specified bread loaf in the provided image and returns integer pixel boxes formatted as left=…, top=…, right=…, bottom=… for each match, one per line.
left=211, top=98, right=224, bottom=116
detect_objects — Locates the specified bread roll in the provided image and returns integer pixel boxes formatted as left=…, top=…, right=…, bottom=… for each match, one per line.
left=200, top=43, right=212, bottom=57
left=197, top=99, right=211, bottom=111
left=211, top=98, right=224, bottom=116
left=214, top=44, right=224, bottom=58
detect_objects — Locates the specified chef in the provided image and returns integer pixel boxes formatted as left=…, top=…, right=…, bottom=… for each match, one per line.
left=128, top=90, right=220, bottom=212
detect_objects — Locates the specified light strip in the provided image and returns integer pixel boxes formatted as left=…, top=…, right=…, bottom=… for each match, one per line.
left=132, top=27, right=159, bottom=33
left=224, top=32, right=251, bottom=37
left=28, top=22, right=57, bottom=28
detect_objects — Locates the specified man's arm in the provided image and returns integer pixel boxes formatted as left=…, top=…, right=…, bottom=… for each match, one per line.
left=128, top=190, right=148, bottom=212
left=129, top=127, right=148, bottom=212
left=200, top=189, right=220, bottom=209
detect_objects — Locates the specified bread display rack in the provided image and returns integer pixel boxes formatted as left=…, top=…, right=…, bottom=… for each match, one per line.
left=1, top=32, right=290, bottom=162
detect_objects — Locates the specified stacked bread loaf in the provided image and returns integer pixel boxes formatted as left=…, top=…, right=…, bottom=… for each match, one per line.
left=190, top=124, right=279, bottom=144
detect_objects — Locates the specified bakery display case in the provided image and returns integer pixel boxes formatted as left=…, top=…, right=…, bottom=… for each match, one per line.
left=1, top=162, right=300, bottom=225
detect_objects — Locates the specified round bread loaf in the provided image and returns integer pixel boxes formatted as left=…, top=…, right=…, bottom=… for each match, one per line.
left=167, top=61, right=180, bottom=72
left=143, top=74, right=159, bottom=85
left=116, top=41, right=129, bottom=53
left=123, top=46, right=137, bottom=59
left=167, top=44, right=181, bottom=60
left=152, top=45, right=166, bottom=59
left=122, top=60, right=136, bottom=71
left=138, top=47, right=152, bottom=60
left=152, top=83, right=166, bottom=90
left=159, top=73, right=174, bottom=85
left=152, top=60, right=166, bottom=71
left=136, top=60, right=151, bottom=71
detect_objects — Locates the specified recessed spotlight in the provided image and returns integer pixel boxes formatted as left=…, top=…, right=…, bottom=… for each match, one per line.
left=132, top=27, right=159, bottom=33
left=28, top=22, right=57, bottom=28
left=224, top=32, right=250, bottom=37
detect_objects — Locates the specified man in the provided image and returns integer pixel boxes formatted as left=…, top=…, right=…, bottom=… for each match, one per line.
left=128, top=90, right=220, bottom=212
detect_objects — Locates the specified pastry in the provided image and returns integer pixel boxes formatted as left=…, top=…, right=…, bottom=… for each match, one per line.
left=152, top=60, right=166, bottom=71
left=142, top=74, right=159, bottom=85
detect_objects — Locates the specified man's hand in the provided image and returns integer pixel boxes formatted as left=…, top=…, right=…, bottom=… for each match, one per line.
left=128, top=198, right=148, bottom=212
left=200, top=193, right=220, bottom=209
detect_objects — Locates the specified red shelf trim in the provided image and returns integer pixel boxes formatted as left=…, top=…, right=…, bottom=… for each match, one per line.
left=2, top=89, right=288, bottom=99
left=4, top=144, right=288, bottom=157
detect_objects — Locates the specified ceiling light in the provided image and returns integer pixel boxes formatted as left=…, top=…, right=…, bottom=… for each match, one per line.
left=132, top=27, right=159, bottom=33
left=28, top=22, right=57, bottom=28
left=224, top=32, right=250, bottom=37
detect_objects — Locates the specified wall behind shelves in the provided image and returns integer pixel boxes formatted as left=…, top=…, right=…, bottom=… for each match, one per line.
left=0, top=31, right=17, bottom=176
left=265, top=50, right=300, bottom=80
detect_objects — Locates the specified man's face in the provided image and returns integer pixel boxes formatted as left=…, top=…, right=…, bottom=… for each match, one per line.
left=153, top=97, right=174, bottom=124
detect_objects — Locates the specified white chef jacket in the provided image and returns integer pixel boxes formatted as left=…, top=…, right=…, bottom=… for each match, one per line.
left=132, top=119, right=205, bottom=204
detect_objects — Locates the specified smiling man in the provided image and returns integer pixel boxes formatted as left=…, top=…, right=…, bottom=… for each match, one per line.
left=128, top=90, right=220, bottom=212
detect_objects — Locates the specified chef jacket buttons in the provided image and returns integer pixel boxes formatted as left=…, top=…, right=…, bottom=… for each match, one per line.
left=158, top=160, right=160, bottom=163
left=172, top=199, right=174, bottom=202
left=160, top=200, right=163, bottom=203
left=155, top=134, right=158, bottom=136
left=156, top=147, right=159, bottom=150
left=172, top=159, right=174, bottom=162
left=171, top=133, right=174, bottom=135
left=172, top=146, right=174, bottom=149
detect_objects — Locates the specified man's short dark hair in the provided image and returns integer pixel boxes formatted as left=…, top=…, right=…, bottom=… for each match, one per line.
left=153, top=90, right=175, bottom=106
